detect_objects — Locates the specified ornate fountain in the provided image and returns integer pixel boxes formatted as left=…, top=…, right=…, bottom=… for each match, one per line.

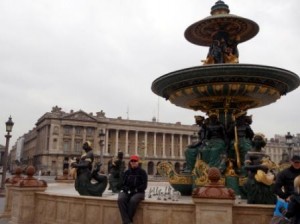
left=152, top=1, right=300, bottom=196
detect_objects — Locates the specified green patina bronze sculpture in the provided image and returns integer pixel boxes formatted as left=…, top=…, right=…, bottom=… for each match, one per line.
left=243, top=134, right=277, bottom=204
left=72, top=141, right=107, bottom=196
left=109, top=151, right=126, bottom=193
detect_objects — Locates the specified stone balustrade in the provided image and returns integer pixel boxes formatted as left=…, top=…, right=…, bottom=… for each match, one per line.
left=1, top=189, right=274, bottom=224
left=0, top=166, right=276, bottom=224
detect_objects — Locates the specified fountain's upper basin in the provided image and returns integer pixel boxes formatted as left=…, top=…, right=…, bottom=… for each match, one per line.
left=151, top=64, right=300, bottom=112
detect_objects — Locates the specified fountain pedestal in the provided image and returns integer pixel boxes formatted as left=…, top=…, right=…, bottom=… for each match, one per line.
left=193, top=167, right=235, bottom=224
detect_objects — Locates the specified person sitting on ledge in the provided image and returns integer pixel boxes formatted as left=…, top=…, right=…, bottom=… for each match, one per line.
left=118, top=155, right=148, bottom=224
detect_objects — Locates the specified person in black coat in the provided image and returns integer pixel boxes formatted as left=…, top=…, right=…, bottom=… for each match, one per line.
left=274, top=155, right=300, bottom=202
left=117, top=155, right=148, bottom=224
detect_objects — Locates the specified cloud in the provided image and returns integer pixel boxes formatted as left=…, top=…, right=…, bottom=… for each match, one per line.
left=0, top=0, right=299, bottom=145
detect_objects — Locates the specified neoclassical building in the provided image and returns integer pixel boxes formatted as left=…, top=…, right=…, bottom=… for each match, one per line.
left=10, top=106, right=198, bottom=176
left=9, top=106, right=300, bottom=176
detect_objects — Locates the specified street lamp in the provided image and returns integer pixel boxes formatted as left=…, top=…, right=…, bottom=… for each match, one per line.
left=99, top=129, right=106, bottom=165
left=0, top=116, right=14, bottom=192
left=285, top=131, right=293, bottom=160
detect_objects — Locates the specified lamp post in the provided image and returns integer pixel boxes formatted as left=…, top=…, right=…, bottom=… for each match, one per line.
left=285, top=131, right=293, bottom=160
left=0, top=116, right=14, bottom=192
left=99, top=129, right=106, bottom=165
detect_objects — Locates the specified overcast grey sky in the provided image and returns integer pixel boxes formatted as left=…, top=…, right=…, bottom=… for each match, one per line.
left=0, top=0, right=300, bottom=146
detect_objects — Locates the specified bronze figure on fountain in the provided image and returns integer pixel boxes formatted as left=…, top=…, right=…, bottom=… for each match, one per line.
left=71, top=141, right=107, bottom=196
left=243, top=134, right=277, bottom=204
left=109, top=151, right=126, bottom=193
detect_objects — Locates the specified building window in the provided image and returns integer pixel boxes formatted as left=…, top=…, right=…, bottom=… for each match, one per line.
left=53, top=138, right=57, bottom=149
left=86, top=128, right=94, bottom=136
left=75, top=127, right=82, bottom=135
left=63, top=141, right=71, bottom=153
left=64, top=126, right=72, bottom=135
left=53, top=126, right=59, bottom=135
left=75, top=141, right=82, bottom=152
left=108, top=144, right=111, bottom=154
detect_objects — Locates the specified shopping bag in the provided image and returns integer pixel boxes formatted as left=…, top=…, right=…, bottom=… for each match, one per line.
left=270, top=198, right=291, bottom=224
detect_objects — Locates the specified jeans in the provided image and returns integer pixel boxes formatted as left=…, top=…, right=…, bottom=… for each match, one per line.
left=118, top=191, right=145, bottom=224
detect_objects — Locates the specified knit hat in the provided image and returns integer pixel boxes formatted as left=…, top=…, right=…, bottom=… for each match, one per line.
left=291, top=155, right=300, bottom=162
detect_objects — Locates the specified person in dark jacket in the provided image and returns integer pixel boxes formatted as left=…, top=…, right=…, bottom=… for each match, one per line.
left=274, top=155, right=300, bottom=202
left=284, top=175, right=300, bottom=223
left=117, top=155, right=148, bottom=224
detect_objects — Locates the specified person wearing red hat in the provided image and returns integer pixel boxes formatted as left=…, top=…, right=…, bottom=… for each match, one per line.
left=117, top=155, right=148, bottom=224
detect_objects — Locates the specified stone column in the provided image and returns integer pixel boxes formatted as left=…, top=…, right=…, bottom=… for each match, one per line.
left=179, top=134, right=183, bottom=158
left=171, top=134, right=174, bottom=158
left=105, top=130, right=109, bottom=155
left=153, top=132, right=157, bottom=157
left=162, top=133, right=166, bottom=158
left=48, top=124, right=53, bottom=151
left=71, top=126, right=75, bottom=154
left=115, top=129, right=119, bottom=156
left=125, top=130, right=129, bottom=156
left=135, top=131, right=138, bottom=155
left=93, top=128, right=100, bottom=155
left=144, top=132, right=148, bottom=157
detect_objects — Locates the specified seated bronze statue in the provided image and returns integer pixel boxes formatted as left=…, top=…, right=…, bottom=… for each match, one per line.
left=72, top=141, right=107, bottom=196
left=243, top=134, right=277, bottom=204
left=109, top=151, right=125, bottom=193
